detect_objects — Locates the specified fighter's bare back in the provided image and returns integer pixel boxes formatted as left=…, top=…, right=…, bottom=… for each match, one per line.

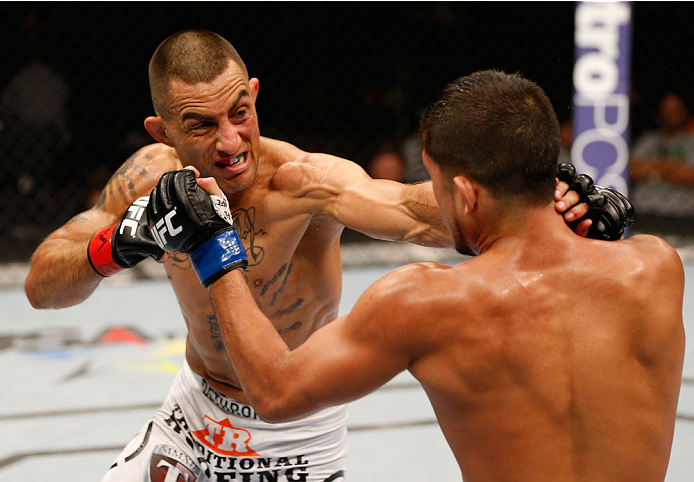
left=397, top=227, right=685, bottom=481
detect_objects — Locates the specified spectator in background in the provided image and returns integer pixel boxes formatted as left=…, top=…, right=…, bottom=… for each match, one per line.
left=368, top=136, right=431, bottom=184
left=629, top=92, right=694, bottom=220
left=630, top=92, right=694, bottom=184
left=367, top=143, right=405, bottom=181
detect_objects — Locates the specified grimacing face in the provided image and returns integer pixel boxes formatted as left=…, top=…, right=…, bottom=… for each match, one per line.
left=158, top=62, right=261, bottom=197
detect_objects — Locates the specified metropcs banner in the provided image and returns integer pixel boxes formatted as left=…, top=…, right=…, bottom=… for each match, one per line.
left=572, top=1, right=633, bottom=194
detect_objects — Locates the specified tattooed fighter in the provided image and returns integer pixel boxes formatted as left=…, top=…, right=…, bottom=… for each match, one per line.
left=24, top=30, right=630, bottom=482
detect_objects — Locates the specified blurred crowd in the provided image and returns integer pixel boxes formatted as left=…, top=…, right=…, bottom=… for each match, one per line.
left=1, top=4, right=693, bottom=263
left=629, top=92, right=694, bottom=224
left=367, top=91, right=694, bottom=235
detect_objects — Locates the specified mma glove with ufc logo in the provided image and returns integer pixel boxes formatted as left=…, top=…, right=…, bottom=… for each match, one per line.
left=87, top=196, right=164, bottom=277
left=147, top=169, right=248, bottom=288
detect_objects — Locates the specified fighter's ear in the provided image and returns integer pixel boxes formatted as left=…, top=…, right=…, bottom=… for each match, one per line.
left=144, top=116, right=174, bottom=147
left=249, top=77, right=259, bottom=103
left=452, top=175, right=478, bottom=215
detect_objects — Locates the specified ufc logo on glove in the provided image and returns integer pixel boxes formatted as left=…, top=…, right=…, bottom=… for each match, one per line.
left=119, top=196, right=152, bottom=238
left=147, top=170, right=248, bottom=288
left=152, top=208, right=184, bottom=247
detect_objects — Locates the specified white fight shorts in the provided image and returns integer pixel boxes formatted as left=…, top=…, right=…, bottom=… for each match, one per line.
left=102, top=361, right=348, bottom=482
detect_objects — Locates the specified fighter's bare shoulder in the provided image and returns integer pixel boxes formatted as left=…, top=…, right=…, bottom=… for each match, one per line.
left=347, top=261, right=477, bottom=357
left=95, top=143, right=182, bottom=214
left=263, top=136, right=367, bottom=196
left=52, top=143, right=181, bottom=236
left=569, top=233, right=685, bottom=302
left=358, top=262, right=462, bottom=323
left=619, top=233, right=684, bottom=278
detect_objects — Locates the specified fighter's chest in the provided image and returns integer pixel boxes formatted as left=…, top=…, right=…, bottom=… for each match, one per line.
left=167, top=198, right=312, bottom=284
left=228, top=201, right=311, bottom=269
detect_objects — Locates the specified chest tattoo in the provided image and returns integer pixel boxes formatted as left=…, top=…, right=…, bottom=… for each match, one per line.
left=257, top=263, right=305, bottom=324
left=232, top=207, right=267, bottom=266
left=275, top=298, right=304, bottom=317
left=260, top=263, right=293, bottom=307
left=278, top=321, right=303, bottom=335
left=206, top=313, right=225, bottom=352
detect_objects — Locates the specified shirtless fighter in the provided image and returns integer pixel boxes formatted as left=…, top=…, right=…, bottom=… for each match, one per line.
left=157, top=70, right=684, bottom=481
left=25, top=29, right=632, bottom=482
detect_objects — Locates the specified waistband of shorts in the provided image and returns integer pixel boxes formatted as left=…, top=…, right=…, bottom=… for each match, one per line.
left=180, top=359, right=348, bottom=427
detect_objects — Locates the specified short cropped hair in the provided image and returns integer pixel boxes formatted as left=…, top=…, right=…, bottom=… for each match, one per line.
left=149, top=29, right=248, bottom=118
left=419, top=70, right=560, bottom=205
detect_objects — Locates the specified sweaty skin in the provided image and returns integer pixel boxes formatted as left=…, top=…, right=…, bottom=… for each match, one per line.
left=24, top=61, right=589, bottom=404
left=208, top=184, right=686, bottom=481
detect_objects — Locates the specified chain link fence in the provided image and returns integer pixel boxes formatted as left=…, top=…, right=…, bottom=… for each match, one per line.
left=0, top=3, right=693, bottom=284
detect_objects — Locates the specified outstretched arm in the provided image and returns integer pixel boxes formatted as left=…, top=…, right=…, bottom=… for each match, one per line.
left=24, top=144, right=177, bottom=309
left=276, top=152, right=452, bottom=247
left=209, top=267, right=414, bottom=422
left=280, top=153, right=599, bottom=247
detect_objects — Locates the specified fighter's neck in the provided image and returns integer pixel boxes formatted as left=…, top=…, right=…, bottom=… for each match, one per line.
left=475, top=204, right=571, bottom=255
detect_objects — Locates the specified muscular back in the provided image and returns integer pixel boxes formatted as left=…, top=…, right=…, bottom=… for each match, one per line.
left=404, top=233, right=685, bottom=482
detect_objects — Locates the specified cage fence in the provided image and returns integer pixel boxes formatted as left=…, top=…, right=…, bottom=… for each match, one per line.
left=0, top=2, right=692, bottom=287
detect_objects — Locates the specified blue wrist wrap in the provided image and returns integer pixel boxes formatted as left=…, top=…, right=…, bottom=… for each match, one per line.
left=190, top=230, right=248, bottom=288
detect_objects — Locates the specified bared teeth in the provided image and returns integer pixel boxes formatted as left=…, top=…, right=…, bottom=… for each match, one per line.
left=218, top=153, right=244, bottom=167
left=230, top=153, right=244, bottom=165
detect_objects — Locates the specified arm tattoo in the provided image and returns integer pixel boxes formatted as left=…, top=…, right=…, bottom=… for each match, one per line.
left=66, top=214, right=89, bottom=225
left=232, top=207, right=267, bottom=266
left=94, top=190, right=107, bottom=209
left=168, top=253, right=192, bottom=271
left=97, top=150, right=151, bottom=208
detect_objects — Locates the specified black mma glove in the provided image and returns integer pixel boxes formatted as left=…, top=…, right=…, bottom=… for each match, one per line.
left=589, top=186, right=634, bottom=241
left=557, top=163, right=634, bottom=241
left=88, top=196, right=164, bottom=276
left=147, top=169, right=247, bottom=288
